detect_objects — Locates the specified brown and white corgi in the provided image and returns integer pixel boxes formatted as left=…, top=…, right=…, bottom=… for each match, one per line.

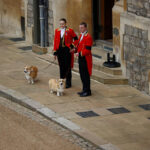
left=24, top=66, right=38, bottom=84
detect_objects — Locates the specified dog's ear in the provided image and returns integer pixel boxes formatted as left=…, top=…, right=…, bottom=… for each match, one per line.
left=30, top=67, right=34, bottom=72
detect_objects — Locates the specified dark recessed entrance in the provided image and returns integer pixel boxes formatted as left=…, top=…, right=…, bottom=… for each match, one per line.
left=93, top=0, right=115, bottom=40
left=33, top=0, right=40, bottom=44
left=21, top=16, right=25, bottom=39
left=33, top=0, right=49, bottom=46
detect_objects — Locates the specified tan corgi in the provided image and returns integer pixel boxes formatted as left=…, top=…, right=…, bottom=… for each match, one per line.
left=48, top=79, right=65, bottom=96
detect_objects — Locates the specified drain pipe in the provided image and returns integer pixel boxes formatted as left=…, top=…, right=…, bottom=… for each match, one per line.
left=44, top=0, right=48, bottom=46
left=39, top=0, right=45, bottom=47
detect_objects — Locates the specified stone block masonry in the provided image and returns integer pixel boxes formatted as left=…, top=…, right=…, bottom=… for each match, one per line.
left=27, top=0, right=33, bottom=27
left=127, top=0, right=150, bottom=18
left=123, top=24, right=150, bottom=94
left=48, top=0, right=54, bottom=46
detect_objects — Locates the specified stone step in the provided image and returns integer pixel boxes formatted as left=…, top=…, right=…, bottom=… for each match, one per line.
left=36, top=53, right=122, bottom=76
left=95, top=40, right=113, bottom=52
left=47, top=46, right=119, bottom=76
left=74, top=58, right=122, bottom=76
left=92, top=46, right=113, bottom=61
left=73, top=67, right=128, bottom=85
left=34, top=52, right=128, bottom=85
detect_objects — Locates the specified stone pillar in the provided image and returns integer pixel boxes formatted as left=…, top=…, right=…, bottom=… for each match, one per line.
left=112, top=0, right=124, bottom=62
left=120, top=0, right=150, bottom=94
left=124, top=0, right=127, bottom=11
left=26, top=0, right=34, bottom=44
left=48, top=0, right=54, bottom=46
left=123, top=24, right=150, bottom=93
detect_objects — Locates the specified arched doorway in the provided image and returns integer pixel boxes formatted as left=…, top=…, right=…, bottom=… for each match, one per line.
left=93, top=0, right=115, bottom=41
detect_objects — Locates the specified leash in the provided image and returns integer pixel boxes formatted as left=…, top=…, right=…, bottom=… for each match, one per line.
left=39, top=58, right=56, bottom=71
left=38, top=55, right=71, bottom=78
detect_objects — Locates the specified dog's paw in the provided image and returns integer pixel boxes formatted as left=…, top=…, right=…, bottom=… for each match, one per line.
left=31, top=80, right=34, bottom=84
left=57, top=92, right=60, bottom=96
left=50, top=90, right=53, bottom=94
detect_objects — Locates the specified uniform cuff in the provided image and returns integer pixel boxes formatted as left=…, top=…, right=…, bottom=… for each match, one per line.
left=53, top=51, right=58, bottom=56
left=73, top=36, right=78, bottom=41
left=70, top=44, right=75, bottom=49
left=85, top=46, right=91, bottom=50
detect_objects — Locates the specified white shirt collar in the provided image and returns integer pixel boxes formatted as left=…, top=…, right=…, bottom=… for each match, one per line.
left=81, top=31, right=87, bottom=35
left=80, top=31, right=87, bottom=42
left=61, top=28, right=65, bottom=31
left=60, top=28, right=65, bottom=38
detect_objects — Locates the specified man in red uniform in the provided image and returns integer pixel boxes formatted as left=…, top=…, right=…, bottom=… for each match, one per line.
left=75, top=22, right=93, bottom=97
left=53, top=18, right=78, bottom=88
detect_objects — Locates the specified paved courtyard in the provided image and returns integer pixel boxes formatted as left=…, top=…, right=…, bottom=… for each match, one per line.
left=0, top=36, right=150, bottom=150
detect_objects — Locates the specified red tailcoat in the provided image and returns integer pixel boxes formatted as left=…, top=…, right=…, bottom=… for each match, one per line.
left=76, top=32, right=93, bottom=76
left=53, top=27, right=77, bottom=68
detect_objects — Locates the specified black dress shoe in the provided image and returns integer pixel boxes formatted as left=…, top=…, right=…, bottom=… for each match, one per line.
left=77, top=91, right=84, bottom=95
left=80, top=91, right=91, bottom=97
left=66, top=85, right=71, bottom=88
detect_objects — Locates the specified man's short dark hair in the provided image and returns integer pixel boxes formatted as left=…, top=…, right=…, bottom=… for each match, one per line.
left=80, top=22, right=87, bottom=28
left=60, top=18, right=67, bottom=23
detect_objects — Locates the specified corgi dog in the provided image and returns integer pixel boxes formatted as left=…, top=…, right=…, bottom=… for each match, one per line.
left=24, top=66, right=38, bottom=84
left=48, top=79, right=65, bottom=96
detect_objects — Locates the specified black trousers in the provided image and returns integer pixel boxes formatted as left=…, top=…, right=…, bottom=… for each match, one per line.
left=57, top=46, right=72, bottom=86
left=78, top=54, right=91, bottom=92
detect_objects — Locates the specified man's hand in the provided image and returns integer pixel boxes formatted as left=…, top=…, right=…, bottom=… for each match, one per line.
left=54, top=55, right=57, bottom=60
left=70, top=47, right=76, bottom=53
left=75, top=53, right=79, bottom=57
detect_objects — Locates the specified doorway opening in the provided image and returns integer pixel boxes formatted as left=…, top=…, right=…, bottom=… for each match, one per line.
left=33, top=0, right=49, bottom=46
left=21, top=16, right=25, bottom=39
left=33, top=0, right=40, bottom=44
left=93, top=0, right=115, bottom=41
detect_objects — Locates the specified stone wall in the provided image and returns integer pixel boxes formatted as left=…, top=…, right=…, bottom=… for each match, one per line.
left=52, top=0, right=93, bottom=36
left=123, top=24, right=150, bottom=93
left=127, top=0, right=150, bottom=18
left=27, top=0, right=33, bottom=27
left=0, top=0, right=24, bottom=36
left=48, top=0, right=54, bottom=46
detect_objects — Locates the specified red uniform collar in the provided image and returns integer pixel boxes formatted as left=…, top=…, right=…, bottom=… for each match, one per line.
left=57, top=26, right=69, bottom=31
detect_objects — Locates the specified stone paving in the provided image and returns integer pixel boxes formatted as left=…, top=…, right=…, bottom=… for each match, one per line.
left=0, top=96, right=101, bottom=150
left=0, top=36, right=150, bottom=150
